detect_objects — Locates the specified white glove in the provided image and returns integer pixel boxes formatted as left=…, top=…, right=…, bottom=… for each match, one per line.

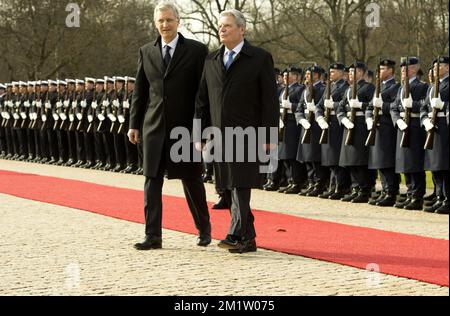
left=69, top=114, right=75, bottom=122
left=102, top=100, right=109, bottom=107
left=20, top=113, right=27, bottom=119
left=13, top=113, right=20, bottom=120
left=0, top=112, right=5, bottom=119
left=349, top=99, right=363, bottom=109
left=81, top=100, right=87, bottom=108
left=15, top=101, right=20, bottom=108
left=76, top=113, right=83, bottom=120
left=24, top=101, right=30, bottom=108
left=396, top=119, right=408, bottom=131
left=341, top=117, right=354, bottom=130
left=279, top=118, right=284, bottom=129
left=4, top=113, right=10, bottom=119
left=60, top=113, right=67, bottom=121
left=52, top=113, right=59, bottom=121
left=56, top=101, right=62, bottom=108
left=7, top=101, right=13, bottom=107
left=64, top=101, right=70, bottom=107
left=45, top=102, right=51, bottom=109
left=372, top=96, right=383, bottom=109
left=108, top=113, right=117, bottom=122
left=324, top=99, right=334, bottom=109
left=281, top=99, right=292, bottom=110
left=91, top=101, right=98, bottom=109
left=33, top=113, right=38, bottom=120
left=366, top=117, right=374, bottom=131
left=306, top=102, right=316, bottom=112
left=299, top=118, right=311, bottom=130
left=431, top=98, right=444, bottom=110
left=113, top=100, right=120, bottom=108
left=97, top=114, right=105, bottom=121
left=36, top=101, right=42, bottom=108
left=118, top=115, right=125, bottom=124
left=32, top=101, right=36, bottom=107
left=87, top=115, right=94, bottom=123
left=423, top=118, right=434, bottom=132
left=41, top=114, right=47, bottom=122
left=122, top=101, right=130, bottom=109
left=402, top=96, right=413, bottom=109
left=317, top=116, right=329, bottom=130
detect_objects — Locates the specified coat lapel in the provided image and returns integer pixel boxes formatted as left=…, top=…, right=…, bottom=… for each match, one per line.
left=165, top=34, right=187, bottom=78
left=150, top=38, right=165, bottom=77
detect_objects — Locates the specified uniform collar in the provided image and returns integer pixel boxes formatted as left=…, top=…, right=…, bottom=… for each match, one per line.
left=383, top=77, right=395, bottom=84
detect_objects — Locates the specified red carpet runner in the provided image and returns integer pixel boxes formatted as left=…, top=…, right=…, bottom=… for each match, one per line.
left=0, top=169, right=448, bottom=287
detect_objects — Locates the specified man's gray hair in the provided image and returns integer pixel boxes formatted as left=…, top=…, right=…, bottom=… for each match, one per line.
left=220, top=9, right=246, bottom=28
left=154, top=1, right=180, bottom=20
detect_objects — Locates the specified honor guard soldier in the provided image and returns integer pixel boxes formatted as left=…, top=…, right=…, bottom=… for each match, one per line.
left=0, top=83, right=7, bottom=157
left=96, top=77, right=115, bottom=171
left=366, top=59, right=401, bottom=207
left=71, top=79, right=87, bottom=167
left=277, top=67, right=307, bottom=194
left=109, top=76, right=127, bottom=172
left=421, top=56, right=449, bottom=214
left=296, top=65, right=328, bottom=197
left=391, top=57, right=429, bottom=210
left=90, top=78, right=107, bottom=170
left=63, top=79, right=77, bottom=166
left=78, top=78, right=95, bottom=169
left=337, top=61, right=376, bottom=203
left=316, top=62, right=352, bottom=200
left=24, top=81, right=36, bottom=161
left=54, top=80, right=68, bottom=165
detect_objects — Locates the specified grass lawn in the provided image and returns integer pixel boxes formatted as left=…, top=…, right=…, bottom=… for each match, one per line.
left=400, top=171, right=434, bottom=190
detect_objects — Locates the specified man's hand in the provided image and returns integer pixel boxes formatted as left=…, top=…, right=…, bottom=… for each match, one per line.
left=402, top=96, right=413, bottom=109
left=324, top=99, right=334, bottom=109
left=317, top=116, right=329, bottom=130
left=281, top=99, right=292, bottom=110
left=396, top=119, right=408, bottom=131
left=349, top=99, right=362, bottom=109
left=366, top=117, right=374, bottom=131
left=423, top=118, right=434, bottom=132
left=299, top=118, right=311, bottom=130
left=128, top=129, right=140, bottom=145
left=431, top=98, right=444, bottom=110
left=341, top=117, right=354, bottom=130
left=372, top=96, right=383, bottom=109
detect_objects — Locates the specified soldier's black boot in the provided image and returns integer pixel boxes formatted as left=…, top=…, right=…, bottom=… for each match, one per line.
left=299, top=182, right=315, bottom=196
left=264, top=180, right=279, bottom=192
left=319, top=185, right=336, bottom=199
left=341, top=188, right=359, bottom=202
left=351, top=191, right=370, bottom=203
left=306, top=183, right=327, bottom=197
left=369, top=191, right=386, bottom=205
left=404, top=198, right=424, bottom=211
left=424, top=198, right=444, bottom=213
left=285, top=183, right=303, bottom=195
left=435, top=199, right=449, bottom=215
left=395, top=195, right=412, bottom=209
left=112, top=164, right=123, bottom=173
left=376, top=194, right=397, bottom=207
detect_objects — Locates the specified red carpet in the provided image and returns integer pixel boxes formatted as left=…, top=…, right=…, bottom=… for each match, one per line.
left=0, top=169, right=448, bottom=287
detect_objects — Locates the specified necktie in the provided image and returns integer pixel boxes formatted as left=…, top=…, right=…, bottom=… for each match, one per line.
left=225, top=51, right=235, bottom=70
left=163, top=45, right=172, bottom=67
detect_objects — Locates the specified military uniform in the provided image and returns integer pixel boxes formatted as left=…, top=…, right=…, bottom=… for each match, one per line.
left=296, top=66, right=328, bottom=196
left=421, top=56, right=449, bottom=214
left=337, top=62, right=376, bottom=203
left=366, top=59, right=402, bottom=206
left=316, top=63, right=351, bottom=200
left=0, top=83, right=7, bottom=157
left=391, top=57, right=429, bottom=210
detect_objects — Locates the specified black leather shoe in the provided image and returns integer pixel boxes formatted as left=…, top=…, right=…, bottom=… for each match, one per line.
left=278, top=183, right=292, bottom=193
left=424, top=198, right=439, bottom=207
left=435, top=200, right=449, bottom=215
left=48, top=157, right=57, bottom=164
left=228, top=239, right=257, bottom=254
left=424, top=200, right=444, bottom=213
left=341, top=190, right=359, bottom=202
left=306, top=185, right=326, bottom=197
left=369, top=192, right=386, bottom=205
left=197, top=236, right=212, bottom=247
left=121, top=164, right=136, bottom=174
left=319, top=187, right=336, bottom=199
left=264, top=181, right=279, bottom=192
left=112, top=164, right=123, bottom=173
left=134, top=238, right=162, bottom=251
left=218, top=236, right=240, bottom=250
left=18, top=155, right=27, bottom=161
left=212, top=197, right=229, bottom=210
left=395, top=198, right=411, bottom=209
left=285, top=184, right=302, bottom=194
left=424, top=193, right=437, bottom=202
left=351, top=192, right=370, bottom=203
left=81, top=161, right=94, bottom=169
left=329, top=191, right=346, bottom=200
left=64, top=159, right=75, bottom=166
left=376, top=195, right=397, bottom=207
left=299, top=184, right=314, bottom=196
left=55, top=159, right=65, bottom=166
left=27, top=154, right=35, bottom=161
left=203, top=175, right=213, bottom=183
left=404, top=199, right=424, bottom=211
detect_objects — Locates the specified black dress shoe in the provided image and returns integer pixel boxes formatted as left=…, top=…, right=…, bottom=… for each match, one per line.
left=218, top=236, right=240, bottom=250
left=55, top=159, right=65, bottom=166
left=329, top=191, right=346, bottom=200
left=299, top=184, right=314, bottom=196
left=369, top=192, right=386, bottom=205
left=228, top=239, right=257, bottom=254
left=319, top=187, right=336, bottom=199
left=435, top=200, right=449, bottom=215
left=134, top=238, right=162, bottom=251
left=197, top=236, right=212, bottom=247
left=341, top=190, right=359, bottom=202
left=424, top=193, right=437, bottom=202
left=5, top=153, right=13, bottom=159
left=27, top=154, right=35, bottom=161
left=64, top=159, right=75, bottom=166
left=203, top=175, right=213, bottom=183
left=278, top=183, right=292, bottom=193
left=404, top=199, right=424, bottom=211
left=376, top=195, right=397, bottom=207
left=424, top=200, right=444, bottom=213
left=212, top=197, right=229, bottom=210
left=424, top=198, right=439, bottom=207
left=395, top=198, right=411, bottom=209
left=264, top=181, right=279, bottom=192
left=112, top=164, right=123, bottom=173
left=306, top=185, right=326, bottom=197
left=82, top=161, right=94, bottom=169
left=351, top=192, right=370, bottom=203
left=284, top=184, right=301, bottom=194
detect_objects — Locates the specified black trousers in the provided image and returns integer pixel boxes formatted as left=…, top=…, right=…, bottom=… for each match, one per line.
left=5, top=127, right=13, bottom=155
left=75, top=131, right=85, bottom=162
left=329, top=166, right=351, bottom=192
left=83, top=131, right=95, bottom=162
left=284, top=160, right=307, bottom=184
left=432, top=171, right=449, bottom=199
left=379, top=168, right=400, bottom=195
left=349, top=166, right=371, bottom=193
left=124, top=134, right=138, bottom=166
left=144, top=152, right=211, bottom=241
left=113, top=133, right=126, bottom=167
left=39, top=129, right=49, bottom=159
left=228, top=188, right=256, bottom=241
left=56, top=130, right=68, bottom=161
left=102, top=132, right=115, bottom=165
left=46, top=128, right=58, bottom=159
left=268, top=160, right=287, bottom=184
left=306, top=162, right=329, bottom=186
left=404, top=172, right=426, bottom=199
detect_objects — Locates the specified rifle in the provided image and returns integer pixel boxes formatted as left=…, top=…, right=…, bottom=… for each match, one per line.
left=3, top=88, right=12, bottom=128
left=97, top=76, right=109, bottom=133
left=109, top=79, right=119, bottom=134
left=301, top=67, right=315, bottom=144
left=117, top=78, right=129, bottom=134
left=60, top=88, right=72, bottom=131
left=41, top=80, right=51, bottom=131
left=279, top=70, right=290, bottom=142
left=76, top=82, right=87, bottom=131
left=53, top=83, right=61, bottom=130
left=12, top=90, right=21, bottom=129
left=68, top=89, right=78, bottom=132
left=400, top=57, right=411, bottom=148
left=319, top=69, right=332, bottom=144
left=20, top=90, right=29, bottom=129
left=424, top=56, right=441, bottom=150
left=365, top=59, right=382, bottom=147
left=86, top=81, right=98, bottom=133
left=345, top=65, right=359, bottom=146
